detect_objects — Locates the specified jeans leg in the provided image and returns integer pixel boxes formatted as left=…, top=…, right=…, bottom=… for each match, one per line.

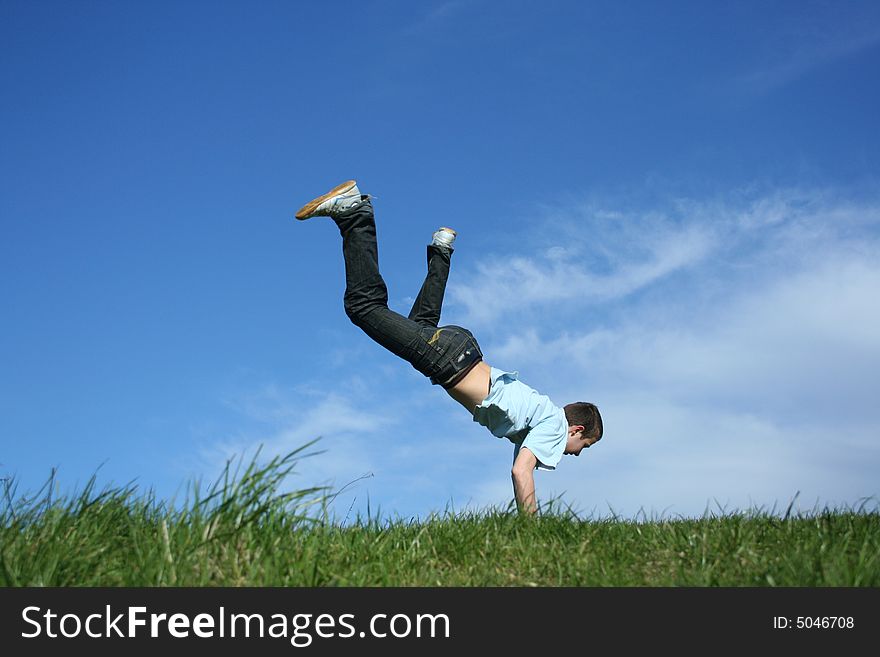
left=407, top=244, right=452, bottom=327
left=334, top=199, right=430, bottom=366
left=334, top=198, right=386, bottom=323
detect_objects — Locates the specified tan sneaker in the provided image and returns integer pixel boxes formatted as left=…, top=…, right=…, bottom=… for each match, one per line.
left=295, top=180, right=362, bottom=220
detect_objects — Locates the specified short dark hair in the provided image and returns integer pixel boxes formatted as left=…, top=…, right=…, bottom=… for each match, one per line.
left=563, top=402, right=603, bottom=441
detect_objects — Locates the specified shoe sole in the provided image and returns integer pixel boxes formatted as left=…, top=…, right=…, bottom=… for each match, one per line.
left=295, top=180, right=358, bottom=220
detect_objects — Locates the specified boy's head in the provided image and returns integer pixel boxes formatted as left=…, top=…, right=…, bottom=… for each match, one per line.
left=563, top=402, right=603, bottom=456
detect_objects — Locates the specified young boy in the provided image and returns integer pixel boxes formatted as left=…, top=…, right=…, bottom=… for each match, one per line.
left=295, top=181, right=603, bottom=514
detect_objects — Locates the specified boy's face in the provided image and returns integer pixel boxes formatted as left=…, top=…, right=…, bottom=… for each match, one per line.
left=564, top=426, right=600, bottom=456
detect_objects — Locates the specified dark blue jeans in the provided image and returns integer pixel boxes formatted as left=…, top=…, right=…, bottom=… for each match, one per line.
left=334, top=197, right=482, bottom=388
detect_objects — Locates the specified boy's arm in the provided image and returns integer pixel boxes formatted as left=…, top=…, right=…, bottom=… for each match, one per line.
left=511, top=447, right=538, bottom=515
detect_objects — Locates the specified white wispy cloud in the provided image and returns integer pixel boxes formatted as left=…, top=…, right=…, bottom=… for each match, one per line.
left=450, top=188, right=880, bottom=330
left=448, top=207, right=718, bottom=328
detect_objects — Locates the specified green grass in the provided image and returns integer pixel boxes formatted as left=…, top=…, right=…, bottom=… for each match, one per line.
left=2, top=446, right=878, bottom=586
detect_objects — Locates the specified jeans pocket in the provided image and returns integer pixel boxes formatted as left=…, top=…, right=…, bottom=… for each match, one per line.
left=404, top=327, right=441, bottom=376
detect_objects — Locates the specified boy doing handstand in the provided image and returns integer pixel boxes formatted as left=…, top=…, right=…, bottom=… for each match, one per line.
left=295, top=181, right=603, bottom=514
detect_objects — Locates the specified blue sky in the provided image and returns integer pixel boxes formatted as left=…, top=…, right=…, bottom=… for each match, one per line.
left=2, top=0, right=879, bottom=520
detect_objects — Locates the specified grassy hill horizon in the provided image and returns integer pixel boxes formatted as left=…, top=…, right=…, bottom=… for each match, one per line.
left=2, top=447, right=878, bottom=586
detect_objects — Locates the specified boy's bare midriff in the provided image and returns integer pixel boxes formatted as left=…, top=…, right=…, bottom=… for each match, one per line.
left=447, top=360, right=492, bottom=413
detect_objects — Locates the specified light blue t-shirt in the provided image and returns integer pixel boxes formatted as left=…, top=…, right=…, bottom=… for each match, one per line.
left=472, top=368, right=568, bottom=471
